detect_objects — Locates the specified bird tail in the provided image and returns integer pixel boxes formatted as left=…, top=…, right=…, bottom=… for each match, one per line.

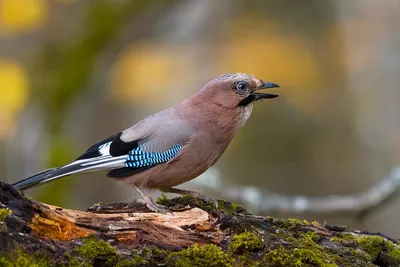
left=12, top=156, right=126, bottom=190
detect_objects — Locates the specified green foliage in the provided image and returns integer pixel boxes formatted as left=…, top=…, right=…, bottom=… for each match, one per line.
left=167, top=244, right=233, bottom=267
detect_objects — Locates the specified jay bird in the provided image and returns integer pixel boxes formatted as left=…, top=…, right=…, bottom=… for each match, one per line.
left=12, top=73, right=279, bottom=213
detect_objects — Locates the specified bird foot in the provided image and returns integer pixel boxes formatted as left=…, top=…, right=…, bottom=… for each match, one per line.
left=137, top=198, right=173, bottom=215
left=133, top=185, right=173, bottom=214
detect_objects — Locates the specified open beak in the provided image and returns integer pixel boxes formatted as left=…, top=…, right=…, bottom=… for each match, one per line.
left=253, top=82, right=280, bottom=99
left=238, top=82, right=279, bottom=106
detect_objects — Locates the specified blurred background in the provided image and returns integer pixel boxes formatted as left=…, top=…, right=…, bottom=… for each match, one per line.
left=1, top=0, right=400, bottom=237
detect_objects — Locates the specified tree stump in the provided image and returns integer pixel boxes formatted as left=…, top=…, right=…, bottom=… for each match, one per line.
left=0, top=181, right=399, bottom=266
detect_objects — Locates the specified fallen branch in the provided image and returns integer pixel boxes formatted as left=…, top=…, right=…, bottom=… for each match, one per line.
left=198, top=166, right=400, bottom=217
left=0, top=181, right=399, bottom=266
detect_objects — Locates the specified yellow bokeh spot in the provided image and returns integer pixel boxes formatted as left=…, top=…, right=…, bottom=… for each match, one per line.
left=217, top=17, right=325, bottom=114
left=109, top=42, right=193, bottom=106
left=52, top=0, right=76, bottom=4
left=0, top=0, right=47, bottom=35
left=0, top=60, right=29, bottom=139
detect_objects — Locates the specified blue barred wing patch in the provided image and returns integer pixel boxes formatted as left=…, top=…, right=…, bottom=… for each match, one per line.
left=124, top=144, right=183, bottom=168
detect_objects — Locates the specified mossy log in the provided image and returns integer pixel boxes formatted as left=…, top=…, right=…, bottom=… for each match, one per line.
left=0, top=182, right=400, bottom=266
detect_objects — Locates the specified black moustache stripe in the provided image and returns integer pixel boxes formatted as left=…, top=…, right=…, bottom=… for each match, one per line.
left=238, top=94, right=256, bottom=107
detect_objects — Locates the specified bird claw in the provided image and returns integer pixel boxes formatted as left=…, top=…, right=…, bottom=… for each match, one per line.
left=137, top=198, right=173, bottom=215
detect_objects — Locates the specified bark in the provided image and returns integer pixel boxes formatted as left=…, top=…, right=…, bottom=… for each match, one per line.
left=0, top=181, right=399, bottom=267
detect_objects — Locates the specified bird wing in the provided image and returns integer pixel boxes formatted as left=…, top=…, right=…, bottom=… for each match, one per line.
left=13, top=110, right=192, bottom=190
left=80, top=113, right=192, bottom=178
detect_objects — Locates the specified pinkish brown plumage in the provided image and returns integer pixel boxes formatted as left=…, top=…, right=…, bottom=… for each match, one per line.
left=13, top=73, right=279, bottom=213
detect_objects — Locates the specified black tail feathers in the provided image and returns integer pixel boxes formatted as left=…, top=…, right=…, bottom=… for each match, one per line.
left=12, top=163, right=86, bottom=190
left=12, top=168, right=59, bottom=190
left=12, top=156, right=125, bottom=191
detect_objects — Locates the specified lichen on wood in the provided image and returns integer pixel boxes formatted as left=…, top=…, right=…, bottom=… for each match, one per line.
left=0, top=181, right=399, bottom=266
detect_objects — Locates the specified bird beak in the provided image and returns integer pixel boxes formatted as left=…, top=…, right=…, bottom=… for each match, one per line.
left=253, top=82, right=280, bottom=99
left=238, top=82, right=279, bottom=107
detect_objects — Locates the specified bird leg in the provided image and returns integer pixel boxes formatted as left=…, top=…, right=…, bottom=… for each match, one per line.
left=133, top=185, right=171, bottom=214
left=161, top=187, right=219, bottom=208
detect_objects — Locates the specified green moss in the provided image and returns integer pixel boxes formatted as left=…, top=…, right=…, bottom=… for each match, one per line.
left=217, top=201, right=248, bottom=214
left=74, top=235, right=117, bottom=265
left=155, top=195, right=212, bottom=210
left=330, top=233, right=357, bottom=248
left=264, top=231, right=337, bottom=267
left=287, top=218, right=308, bottom=228
left=130, top=249, right=149, bottom=265
left=311, top=221, right=321, bottom=227
left=336, top=232, right=356, bottom=241
left=235, top=255, right=263, bottom=267
left=301, top=231, right=320, bottom=241
left=0, top=208, right=12, bottom=231
left=72, top=237, right=168, bottom=266
left=156, top=193, right=169, bottom=205
left=356, top=235, right=385, bottom=261
left=167, top=244, right=233, bottom=267
left=359, top=236, right=400, bottom=264
left=115, top=257, right=148, bottom=267
left=389, top=244, right=400, bottom=263
left=156, top=195, right=247, bottom=214
left=264, top=246, right=302, bottom=267
left=330, top=237, right=341, bottom=243
left=276, top=218, right=310, bottom=231
left=229, top=202, right=239, bottom=211
left=264, top=244, right=336, bottom=266
left=229, top=232, right=263, bottom=254
left=0, top=208, right=11, bottom=222
left=0, top=250, right=52, bottom=267
left=66, top=256, right=81, bottom=267
left=327, top=233, right=398, bottom=265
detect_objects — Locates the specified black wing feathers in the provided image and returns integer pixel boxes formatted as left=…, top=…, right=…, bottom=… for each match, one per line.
left=109, top=134, right=139, bottom=156
left=76, top=132, right=140, bottom=160
left=107, top=166, right=152, bottom=178
left=76, top=133, right=119, bottom=160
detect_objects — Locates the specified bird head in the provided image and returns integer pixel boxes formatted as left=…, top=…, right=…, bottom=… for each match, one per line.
left=201, top=73, right=279, bottom=109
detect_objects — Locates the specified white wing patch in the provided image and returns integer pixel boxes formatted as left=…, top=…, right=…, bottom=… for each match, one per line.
left=98, top=141, right=112, bottom=156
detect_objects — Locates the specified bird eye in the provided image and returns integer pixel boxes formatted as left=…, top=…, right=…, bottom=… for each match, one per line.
left=235, top=81, right=248, bottom=93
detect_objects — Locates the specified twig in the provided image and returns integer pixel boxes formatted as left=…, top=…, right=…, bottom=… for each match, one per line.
left=193, top=166, right=400, bottom=216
